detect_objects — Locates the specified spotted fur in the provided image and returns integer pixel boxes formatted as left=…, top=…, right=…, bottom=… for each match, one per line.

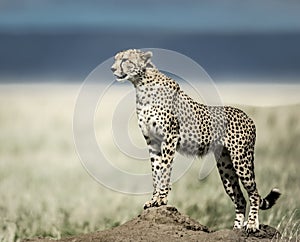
left=111, top=49, right=281, bottom=233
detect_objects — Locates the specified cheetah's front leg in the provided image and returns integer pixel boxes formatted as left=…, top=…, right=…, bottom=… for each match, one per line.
left=144, top=137, right=178, bottom=209
left=143, top=146, right=165, bottom=208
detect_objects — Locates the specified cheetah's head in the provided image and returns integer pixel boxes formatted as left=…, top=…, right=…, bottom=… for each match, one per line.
left=111, top=49, right=154, bottom=82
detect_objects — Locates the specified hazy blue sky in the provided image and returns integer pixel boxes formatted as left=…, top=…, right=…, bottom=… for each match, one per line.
left=1, top=0, right=300, bottom=33
left=1, top=1, right=300, bottom=82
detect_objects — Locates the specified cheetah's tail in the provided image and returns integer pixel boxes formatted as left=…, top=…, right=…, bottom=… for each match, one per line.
left=259, top=188, right=281, bottom=210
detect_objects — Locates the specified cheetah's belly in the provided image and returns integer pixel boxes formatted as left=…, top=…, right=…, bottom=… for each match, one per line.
left=176, top=125, right=211, bottom=157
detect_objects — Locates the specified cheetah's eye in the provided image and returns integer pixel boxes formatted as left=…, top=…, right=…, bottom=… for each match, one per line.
left=123, top=61, right=134, bottom=70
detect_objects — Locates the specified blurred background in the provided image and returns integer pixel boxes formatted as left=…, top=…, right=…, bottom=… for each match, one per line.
left=0, top=0, right=300, bottom=83
left=0, top=1, right=299, bottom=241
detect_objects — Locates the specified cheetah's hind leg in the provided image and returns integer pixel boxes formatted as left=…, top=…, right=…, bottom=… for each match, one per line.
left=214, top=147, right=246, bottom=230
left=231, top=148, right=261, bottom=233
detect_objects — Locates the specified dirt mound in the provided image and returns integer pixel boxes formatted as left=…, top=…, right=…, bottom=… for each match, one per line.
left=27, top=206, right=282, bottom=242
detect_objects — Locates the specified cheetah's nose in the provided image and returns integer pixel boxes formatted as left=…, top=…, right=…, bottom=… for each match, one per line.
left=111, top=66, right=116, bottom=72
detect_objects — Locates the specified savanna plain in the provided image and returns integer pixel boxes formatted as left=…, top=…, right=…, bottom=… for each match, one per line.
left=0, top=83, right=299, bottom=241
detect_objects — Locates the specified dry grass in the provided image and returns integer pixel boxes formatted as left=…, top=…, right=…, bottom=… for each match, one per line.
left=0, top=83, right=299, bottom=241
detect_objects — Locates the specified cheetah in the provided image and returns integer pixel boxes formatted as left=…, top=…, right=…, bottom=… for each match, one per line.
left=111, top=49, right=281, bottom=233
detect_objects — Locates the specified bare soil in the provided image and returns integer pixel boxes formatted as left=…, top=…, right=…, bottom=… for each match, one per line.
left=25, top=206, right=283, bottom=242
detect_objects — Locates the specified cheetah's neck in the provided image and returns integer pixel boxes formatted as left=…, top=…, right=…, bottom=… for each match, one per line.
left=134, top=69, right=180, bottom=117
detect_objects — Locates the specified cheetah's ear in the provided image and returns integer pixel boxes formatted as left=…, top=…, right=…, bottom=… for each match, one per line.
left=143, top=51, right=153, bottom=61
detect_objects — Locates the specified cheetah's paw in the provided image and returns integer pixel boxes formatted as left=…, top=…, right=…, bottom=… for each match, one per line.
left=143, top=196, right=167, bottom=209
left=245, top=221, right=259, bottom=233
